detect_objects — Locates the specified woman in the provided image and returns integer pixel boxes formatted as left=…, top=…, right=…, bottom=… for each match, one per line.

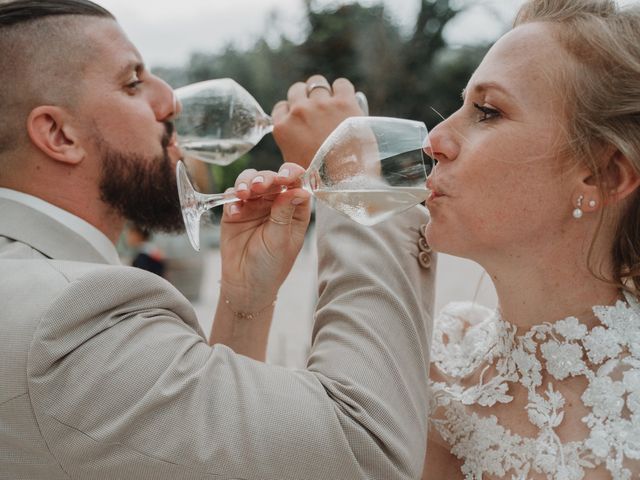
left=421, top=0, right=640, bottom=478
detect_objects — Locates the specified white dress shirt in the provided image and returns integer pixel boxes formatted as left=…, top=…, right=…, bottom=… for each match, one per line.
left=0, top=188, right=120, bottom=265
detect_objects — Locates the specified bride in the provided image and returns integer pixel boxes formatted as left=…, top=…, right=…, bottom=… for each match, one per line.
left=421, top=0, right=640, bottom=478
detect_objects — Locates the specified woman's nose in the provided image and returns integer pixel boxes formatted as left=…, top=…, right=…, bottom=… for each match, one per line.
left=424, top=120, right=458, bottom=163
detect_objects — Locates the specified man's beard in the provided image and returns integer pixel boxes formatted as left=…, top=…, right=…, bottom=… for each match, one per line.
left=98, top=123, right=185, bottom=234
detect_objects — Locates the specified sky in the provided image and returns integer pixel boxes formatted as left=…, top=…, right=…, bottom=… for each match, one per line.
left=94, top=0, right=526, bottom=68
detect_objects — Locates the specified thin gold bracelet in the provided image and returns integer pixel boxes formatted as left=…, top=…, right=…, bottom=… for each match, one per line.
left=223, top=296, right=277, bottom=320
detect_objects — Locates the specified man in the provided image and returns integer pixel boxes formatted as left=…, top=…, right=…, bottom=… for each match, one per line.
left=0, top=1, right=435, bottom=479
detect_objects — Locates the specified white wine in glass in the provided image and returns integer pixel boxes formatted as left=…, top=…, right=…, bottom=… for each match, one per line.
left=178, top=116, right=432, bottom=251
left=173, top=78, right=272, bottom=165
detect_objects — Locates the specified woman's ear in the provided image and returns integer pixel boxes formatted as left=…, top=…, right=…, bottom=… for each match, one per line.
left=26, top=106, right=86, bottom=165
left=601, top=149, right=640, bottom=205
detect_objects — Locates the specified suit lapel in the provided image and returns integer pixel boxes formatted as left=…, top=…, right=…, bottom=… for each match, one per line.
left=0, top=198, right=110, bottom=264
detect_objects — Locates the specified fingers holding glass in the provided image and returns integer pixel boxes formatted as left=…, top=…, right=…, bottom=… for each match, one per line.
left=224, top=167, right=309, bottom=222
left=306, top=75, right=333, bottom=99
left=272, top=100, right=289, bottom=123
left=287, top=82, right=308, bottom=104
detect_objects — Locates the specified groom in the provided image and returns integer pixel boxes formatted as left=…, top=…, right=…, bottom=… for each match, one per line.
left=0, top=1, right=435, bottom=479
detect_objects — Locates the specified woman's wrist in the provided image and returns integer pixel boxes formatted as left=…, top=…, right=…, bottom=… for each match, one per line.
left=219, top=280, right=278, bottom=317
left=211, top=292, right=276, bottom=361
left=221, top=294, right=277, bottom=321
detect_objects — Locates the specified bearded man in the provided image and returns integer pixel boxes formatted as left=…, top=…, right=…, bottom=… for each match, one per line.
left=0, top=1, right=435, bottom=479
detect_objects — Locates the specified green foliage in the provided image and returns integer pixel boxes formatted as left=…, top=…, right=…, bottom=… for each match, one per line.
left=156, top=0, right=496, bottom=193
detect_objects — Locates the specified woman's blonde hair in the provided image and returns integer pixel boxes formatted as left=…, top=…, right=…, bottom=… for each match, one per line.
left=515, top=0, right=640, bottom=293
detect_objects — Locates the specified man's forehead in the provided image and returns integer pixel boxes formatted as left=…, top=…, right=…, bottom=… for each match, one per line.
left=82, top=18, right=143, bottom=73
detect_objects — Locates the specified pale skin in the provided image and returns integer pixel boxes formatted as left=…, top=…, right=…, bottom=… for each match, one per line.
left=421, top=22, right=640, bottom=479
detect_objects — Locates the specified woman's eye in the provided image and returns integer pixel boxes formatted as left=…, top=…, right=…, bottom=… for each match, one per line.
left=473, top=102, right=501, bottom=122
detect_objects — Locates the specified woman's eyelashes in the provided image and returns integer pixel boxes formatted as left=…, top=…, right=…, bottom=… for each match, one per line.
left=473, top=102, right=501, bottom=122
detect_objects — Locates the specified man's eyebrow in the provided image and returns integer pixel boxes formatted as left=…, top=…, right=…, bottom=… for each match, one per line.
left=116, top=60, right=145, bottom=80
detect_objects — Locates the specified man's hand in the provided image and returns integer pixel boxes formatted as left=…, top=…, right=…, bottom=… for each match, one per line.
left=218, top=163, right=311, bottom=312
left=272, top=75, right=365, bottom=169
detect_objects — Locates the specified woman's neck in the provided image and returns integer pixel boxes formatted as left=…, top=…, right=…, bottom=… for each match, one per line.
left=484, top=254, right=620, bottom=333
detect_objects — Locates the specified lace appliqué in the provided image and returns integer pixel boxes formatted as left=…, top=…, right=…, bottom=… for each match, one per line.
left=429, top=295, right=640, bottom=479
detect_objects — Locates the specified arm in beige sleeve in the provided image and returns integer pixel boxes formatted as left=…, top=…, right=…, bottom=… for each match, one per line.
left=308, top=202, right=436, bottom=478
left=29, top=203, right=435, bottom=480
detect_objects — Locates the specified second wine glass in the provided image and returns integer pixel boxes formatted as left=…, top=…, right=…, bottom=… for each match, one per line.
left=177, top=116, right=432, bottom=251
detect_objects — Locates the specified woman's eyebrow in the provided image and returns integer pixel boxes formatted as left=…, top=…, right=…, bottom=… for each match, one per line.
left=461, top=82, right=515, bottom=101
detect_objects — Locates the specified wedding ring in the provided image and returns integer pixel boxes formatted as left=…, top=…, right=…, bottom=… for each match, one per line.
left=269, top=216, right=290, bottom=226
left=306, top=82, right=332, bottom=96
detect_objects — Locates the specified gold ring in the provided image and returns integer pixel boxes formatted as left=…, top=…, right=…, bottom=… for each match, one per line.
left=306, top=83, right=332, bottom=96
left=269, top=216, right=290, bottom=226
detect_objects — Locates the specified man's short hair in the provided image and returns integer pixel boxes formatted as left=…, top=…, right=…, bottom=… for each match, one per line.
left=0, top=0, right=113, bottom=27
left=0, top=0, right=115, bottom=157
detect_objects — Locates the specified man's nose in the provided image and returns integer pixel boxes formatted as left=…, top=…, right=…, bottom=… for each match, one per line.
left=152, top=76, right=180, bottom=121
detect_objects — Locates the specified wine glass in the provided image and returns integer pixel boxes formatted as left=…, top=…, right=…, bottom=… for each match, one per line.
left=173, top=78, right=272, bottom=165
left=177, top=116, right=432, bottom=251
left=174, top=78, right=369, bottom=165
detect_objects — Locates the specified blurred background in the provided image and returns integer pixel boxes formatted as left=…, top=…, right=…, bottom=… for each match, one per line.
left=104, top=0, right=523, bottom=366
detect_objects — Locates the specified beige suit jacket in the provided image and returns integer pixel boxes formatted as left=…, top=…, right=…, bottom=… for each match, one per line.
left=0, top=197, right=435, bottom=480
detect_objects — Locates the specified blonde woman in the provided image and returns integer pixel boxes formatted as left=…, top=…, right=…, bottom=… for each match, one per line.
left=420, top=0, right=640, bottom=478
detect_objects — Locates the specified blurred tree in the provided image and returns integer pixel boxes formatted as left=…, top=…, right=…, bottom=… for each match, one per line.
left=155, top=0, right=493, bottom=193
left=295, top=0, right=489, bottom=127
left=297, top=3, right=404, bottom=116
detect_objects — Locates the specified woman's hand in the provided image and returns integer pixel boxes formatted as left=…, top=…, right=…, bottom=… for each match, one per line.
left=272, top=75, right=365, bottom=169
left=218, top=163, right=311, bottom=312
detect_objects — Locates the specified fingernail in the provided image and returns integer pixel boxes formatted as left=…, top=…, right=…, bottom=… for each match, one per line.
left=229, top=204, right=240, bottom=216
left=278, top=168, right=290, bottom=178
left=236, top=183, right=248, bottom=192
left=251, top=176, right=265, bottom=185
left=291, top=197, right=305, bottom=206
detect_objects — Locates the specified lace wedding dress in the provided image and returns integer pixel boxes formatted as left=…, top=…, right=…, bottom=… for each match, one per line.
left=429, top=292, right=640, bottom=479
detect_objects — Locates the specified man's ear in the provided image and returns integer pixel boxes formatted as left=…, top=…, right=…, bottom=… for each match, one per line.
left=26, top=106, right=86, bottom=165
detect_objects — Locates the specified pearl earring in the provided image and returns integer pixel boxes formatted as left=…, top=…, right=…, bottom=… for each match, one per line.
left=573, top=195, right=584, bottom=219
left=588, top=200, right=597, bottom=208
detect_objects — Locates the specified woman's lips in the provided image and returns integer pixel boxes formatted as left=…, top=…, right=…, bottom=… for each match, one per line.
left=427, top=191, right=444, bottom=202
left=426, top=178, right=446, bottom=201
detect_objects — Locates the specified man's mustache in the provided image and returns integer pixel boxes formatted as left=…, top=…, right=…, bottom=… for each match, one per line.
left=161, top=121, right=175, bottom=149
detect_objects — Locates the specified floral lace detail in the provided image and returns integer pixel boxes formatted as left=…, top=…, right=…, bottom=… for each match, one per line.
left=429, top=294, right=640, bottom=479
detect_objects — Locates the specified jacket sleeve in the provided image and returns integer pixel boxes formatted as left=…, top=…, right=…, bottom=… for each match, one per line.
left=27, top=204, right=435, bottom=480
